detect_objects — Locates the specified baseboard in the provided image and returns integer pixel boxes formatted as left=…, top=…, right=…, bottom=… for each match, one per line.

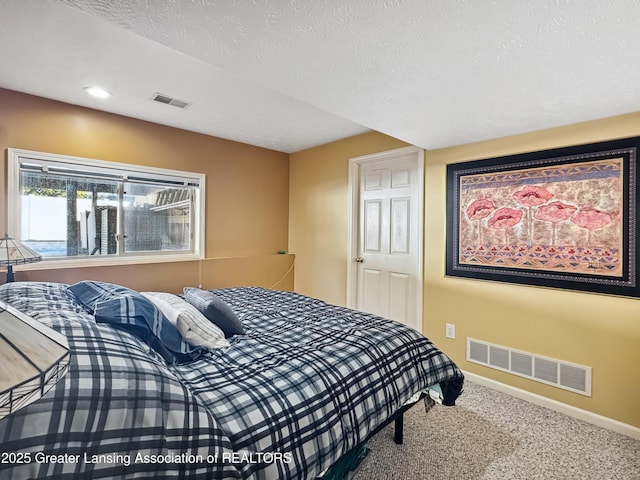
left=463, top=371, right=640, bottom=441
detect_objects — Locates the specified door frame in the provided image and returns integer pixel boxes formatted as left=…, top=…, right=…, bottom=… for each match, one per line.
left=346, top=145, right=425, bottom=332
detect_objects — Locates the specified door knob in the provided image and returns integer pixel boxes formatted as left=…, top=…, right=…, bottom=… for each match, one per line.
left=355, top=257, right=364, bottom=263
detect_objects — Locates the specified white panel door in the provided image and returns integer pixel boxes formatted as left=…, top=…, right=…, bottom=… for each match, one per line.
left=353, top=149, right=422, bottom=331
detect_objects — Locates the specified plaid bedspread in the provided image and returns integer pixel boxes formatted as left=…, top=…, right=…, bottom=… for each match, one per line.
left=0, top=282, right=463, bottom=480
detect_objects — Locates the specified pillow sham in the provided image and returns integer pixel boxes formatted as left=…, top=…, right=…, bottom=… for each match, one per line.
left=183, top=287, right=245, bottom=338
left=142, top=292, right=230, bottom=349
left=69, top=280, right=204, bottom=364
left=94, top=293, right=205, bottom=365
left=67, top=280, right=136, bottom=313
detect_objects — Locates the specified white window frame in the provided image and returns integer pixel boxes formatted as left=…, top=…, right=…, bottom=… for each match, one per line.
left=7, top=148, right=205, bottom=270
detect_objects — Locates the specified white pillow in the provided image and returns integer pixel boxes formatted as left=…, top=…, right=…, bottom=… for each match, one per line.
left=142, top=292, right=229, bottom=349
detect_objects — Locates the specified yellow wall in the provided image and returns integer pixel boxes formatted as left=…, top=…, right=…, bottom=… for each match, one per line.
left=289, top=131, right=409, bottom=301
left=0, top=88, right=293, bottom=291
left=289, top=114, right=640, bottom=428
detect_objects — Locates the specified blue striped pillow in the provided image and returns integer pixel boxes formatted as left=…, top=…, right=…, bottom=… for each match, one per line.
left=69, top=281, right=204, bottom=364
left=67, top=280, right=134, bottom=313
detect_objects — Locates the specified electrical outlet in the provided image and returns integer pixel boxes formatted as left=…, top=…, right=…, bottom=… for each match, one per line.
left=445, top=323, right=456, bottom=339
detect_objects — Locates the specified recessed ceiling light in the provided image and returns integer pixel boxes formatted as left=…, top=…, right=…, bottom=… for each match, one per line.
left=83, top=86, right=111, bottom=99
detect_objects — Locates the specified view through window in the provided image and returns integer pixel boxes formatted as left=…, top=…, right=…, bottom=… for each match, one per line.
left=8, top=149, right=204, bottom=263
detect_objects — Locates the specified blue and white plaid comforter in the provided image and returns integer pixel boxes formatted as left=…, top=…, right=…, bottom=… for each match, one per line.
left=0, top=282, right=463, bottom=480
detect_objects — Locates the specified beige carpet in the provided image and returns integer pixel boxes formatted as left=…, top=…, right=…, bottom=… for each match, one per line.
left=354, top=381, right=640, bottom=480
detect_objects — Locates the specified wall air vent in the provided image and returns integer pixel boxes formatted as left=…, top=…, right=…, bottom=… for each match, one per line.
left=151, top=92, right=191, bottom=109
left=467, top=338, right=592, bottom=396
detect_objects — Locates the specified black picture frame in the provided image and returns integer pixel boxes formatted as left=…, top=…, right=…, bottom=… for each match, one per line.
left=446, top=136, right=640, bottom=297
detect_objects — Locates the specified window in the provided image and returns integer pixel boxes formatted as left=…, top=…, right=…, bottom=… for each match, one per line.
left=7, top=149, right=205, bottom=267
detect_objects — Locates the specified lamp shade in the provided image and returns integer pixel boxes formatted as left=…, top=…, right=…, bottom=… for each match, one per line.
left=0, top=234, right=42, bottom=266
left=0, top=301, right=70, bottom=420
left=0, top=234, right=42, bottom=283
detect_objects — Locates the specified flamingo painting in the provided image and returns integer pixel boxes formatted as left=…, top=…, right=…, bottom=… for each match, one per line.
left=448, top=140, right=633, bottom=295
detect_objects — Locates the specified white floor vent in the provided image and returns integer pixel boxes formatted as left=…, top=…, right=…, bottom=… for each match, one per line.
left=467, top=338, right=591, bottom=396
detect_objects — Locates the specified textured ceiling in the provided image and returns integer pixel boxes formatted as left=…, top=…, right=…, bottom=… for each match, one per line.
left=1, top=0, right=639, bottom=153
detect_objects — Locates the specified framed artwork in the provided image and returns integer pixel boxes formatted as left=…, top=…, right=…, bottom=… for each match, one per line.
left=446, top=136, right=640, bottom=297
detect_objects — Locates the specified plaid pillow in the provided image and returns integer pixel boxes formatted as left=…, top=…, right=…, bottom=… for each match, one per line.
left=142, top=292, right=230, bottom=349
left=70, top=281, right=204, bottom=364
left=67, top=280, right=135, bottom=313
left=183, top=287, right=245, bottom=338
left=94, top=294, right=205, bottom=365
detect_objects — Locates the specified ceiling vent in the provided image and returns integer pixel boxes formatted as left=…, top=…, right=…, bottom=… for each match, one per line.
left=151, top=92, right=191, bottom=109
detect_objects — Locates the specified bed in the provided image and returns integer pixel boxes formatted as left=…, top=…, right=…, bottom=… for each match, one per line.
left=0, top=281, right=464, bottom=480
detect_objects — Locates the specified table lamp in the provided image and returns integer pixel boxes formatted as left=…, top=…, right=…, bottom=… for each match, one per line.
left=0, top=301, right=70, bottom=420
left=0, top=234, right=42, bottom=283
